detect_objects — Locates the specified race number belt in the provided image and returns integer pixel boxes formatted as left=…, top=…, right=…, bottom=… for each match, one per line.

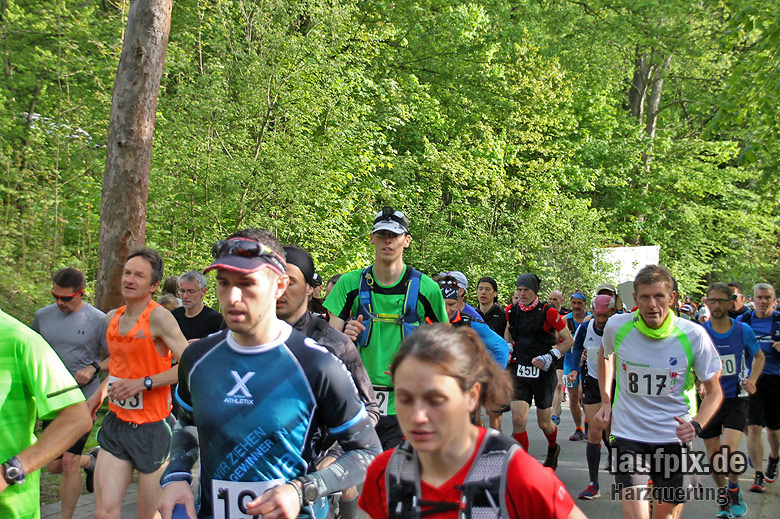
left=107, top=375, right=143, bottom=410
left=373, top=385, right=393, bottom=416
left=212, top=478, right=283, bottom=519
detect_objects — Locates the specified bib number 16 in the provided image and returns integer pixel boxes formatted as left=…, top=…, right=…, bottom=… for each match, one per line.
left=212, top=479, right=283, bottom=519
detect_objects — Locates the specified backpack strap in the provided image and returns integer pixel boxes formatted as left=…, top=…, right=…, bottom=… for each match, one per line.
left=386, top=441, right=422, bottom=519
left=459, top=429, right=518, bottom=519
left=356, top=266, right=376, bottom=348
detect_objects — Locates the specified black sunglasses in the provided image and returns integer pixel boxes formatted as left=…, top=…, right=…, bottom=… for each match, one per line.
left=212, top=239, right=274, bottom=259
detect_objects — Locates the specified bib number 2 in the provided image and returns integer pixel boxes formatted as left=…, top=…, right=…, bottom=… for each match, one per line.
left=213, top=479, right=283, bottom=519
left=374, top=387, right=391, bottom=416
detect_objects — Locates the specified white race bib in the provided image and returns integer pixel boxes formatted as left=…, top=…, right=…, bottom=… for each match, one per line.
left=107, top=375, right=143, bottom=410
left=564, top=376, right=576, bottom=388
left=373, top=387, right=391, bottom=416
left=720, top=354, right=737, bottom=376
left=212, top=479, right=283, bottom=519
left=620, top=365, right=673, bottom=397
left=516, top=364, right=539, bottom=379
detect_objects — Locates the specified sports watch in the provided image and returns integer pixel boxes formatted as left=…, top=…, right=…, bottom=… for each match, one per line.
left=298, top=476, right=318, bottom=506
left=2, top=457, right=25, bottom=485
left=144, top=376, right=153, bottom=391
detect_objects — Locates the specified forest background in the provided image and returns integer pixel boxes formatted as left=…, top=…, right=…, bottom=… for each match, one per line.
left=2, top=0, right=779, bottom=321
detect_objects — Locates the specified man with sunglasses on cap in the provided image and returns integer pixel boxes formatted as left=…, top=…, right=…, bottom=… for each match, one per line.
left=504, top=273, right=574, bottom=470
left=325, top=207, right=447, bottom=450
left=159, top=230, right=381, bottom=519
left=277, top=244, right=379, bottom=519
left=87, top=248, right=189, bottom=519
left=30, top=268, right=109, bottom=518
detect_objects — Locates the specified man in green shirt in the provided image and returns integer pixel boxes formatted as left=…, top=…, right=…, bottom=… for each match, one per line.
left=0, top=308, right=92, bottom=519
left=325, top=207, right=448, bottom=449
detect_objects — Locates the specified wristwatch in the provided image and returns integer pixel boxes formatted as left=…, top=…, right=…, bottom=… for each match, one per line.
left=91, top=361, right=101, bottom=374
left=691, top=420, right=702, bottom=437
left=298, top=476, right=318, bottom=506
left=2, top=457, right=25, bottom=485
left=143, top=376, right=153, bottom=391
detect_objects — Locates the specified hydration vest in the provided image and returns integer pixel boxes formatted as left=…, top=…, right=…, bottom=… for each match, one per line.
left=451, top=309, right=476, bottom=329
left=507, top=302, right=557, bottom=363
left=386, top=429, right=519, bottom=519
left=356, top=266, right=423, bottom=348
left=740, top=310, right=780, bottom=336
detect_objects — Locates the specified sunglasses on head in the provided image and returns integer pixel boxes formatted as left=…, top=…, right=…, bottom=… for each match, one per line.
left=212, top=239, right=274, bottom=259
left=52, top=288, right=84, bottom=302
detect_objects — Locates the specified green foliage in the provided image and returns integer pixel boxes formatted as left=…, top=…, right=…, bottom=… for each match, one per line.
left=1, top=0, right=779, bottom=318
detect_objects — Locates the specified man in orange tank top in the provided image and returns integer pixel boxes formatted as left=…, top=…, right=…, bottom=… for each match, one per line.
left=86, top=248, right=189, bottom=519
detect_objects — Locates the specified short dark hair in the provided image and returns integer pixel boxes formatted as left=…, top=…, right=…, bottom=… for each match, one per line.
left=228, top=228, right=284, bottom=257
left=633, top=265, right=674, bottom=294
left=162, top=275, right=179, bottom=295
left=706, top=282, right=732, bottom=299
left=327, top=274, right=342, bottom=287
left=126, top=248, right=164, bottom=285
left=727, top=282, right=744, bottom=295
left=52, top=267, right=86, bottom=291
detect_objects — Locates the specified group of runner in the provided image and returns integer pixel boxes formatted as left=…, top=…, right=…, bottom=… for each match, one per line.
left=1, top=205, right=779, bottom=519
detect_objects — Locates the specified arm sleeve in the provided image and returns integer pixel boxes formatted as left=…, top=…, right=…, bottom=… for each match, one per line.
left=304, top=344, right=382, bottom=496
left=742, top=323, right=760, bottom=357
left=161, top=351, right=200, bottom=484
left=471, top=321, right=508, bottom=368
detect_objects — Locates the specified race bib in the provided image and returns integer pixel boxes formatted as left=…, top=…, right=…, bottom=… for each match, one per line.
left=373, top=386, right=391, bottom=416
left=720, top=354, right=737, bottom=377
left=107, top=376, right=143, bottom=410
left=620, top=365, right=672, bottom=397
left=564, top=376, right=576, bottom=388
left=516, top=364, right=539, bottom=378
left=212, top=479, right=283, bottom=519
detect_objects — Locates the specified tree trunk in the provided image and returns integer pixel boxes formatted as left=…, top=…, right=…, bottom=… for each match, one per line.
left=95, top=0, right=172, bottom=311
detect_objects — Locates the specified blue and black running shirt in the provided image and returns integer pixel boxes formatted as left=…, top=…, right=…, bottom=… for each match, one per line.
left=174, top=322, right=370, bottom=519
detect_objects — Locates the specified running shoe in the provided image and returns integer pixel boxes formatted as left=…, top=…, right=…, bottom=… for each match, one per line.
left=577, top=483, right=600, bottom=500
left=551, top=415, right=560, bottom=425
left=84, top=446, right=100, bottom=493
left=728, top=488, right=746, bottom=517
left=765, top=455, right=779, bottom=483
left=716, top=502, right=732, bottom=519
left=749, top=472, right=765, bottom=493
left=569, top=428, right=585, bottom=441
left=543, top=444, right=561, bottom=471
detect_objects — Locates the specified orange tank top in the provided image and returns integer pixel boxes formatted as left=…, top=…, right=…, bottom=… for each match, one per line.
left=107, top=300, right=173, bottom=424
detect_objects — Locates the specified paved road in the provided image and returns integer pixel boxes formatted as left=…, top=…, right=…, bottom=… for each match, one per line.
left=44, top=398, right=779, bottom=518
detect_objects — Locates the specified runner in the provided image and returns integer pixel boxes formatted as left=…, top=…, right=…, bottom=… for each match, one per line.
left=562, top=292, right=590, bottom=441
left=504, top=273, right=573, bottom=470
left=277, top=244, right=379, bottom=519
left=359, top=324, right=585, bottom=519
left=31, top=268, right=109, bottom=518
left=158, top=229, right=381, bottom=519
left=728, top=283, right=749, bottom=319
left=568, top=294, right=617, bottom=500
left=595, top=265, right=723, bottom=519
left=325, top=207, right=447, bottom=450
left=171, top=270, right=224, bottom=342
left=701, top=282, right=764, bottom=517
left=738, top=282, right=780, bottom=492
left=0, top=307, right=92, bottom=519
left=87, top=248, right=189, bottom=519
left=440, top=271, right=481, bottom=319
left=549, top=290, right=568, bottom=427
left=476, top=276, right=510, bottom=429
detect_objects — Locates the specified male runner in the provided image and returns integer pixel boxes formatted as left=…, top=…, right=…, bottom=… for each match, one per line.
left=0, top=307, right=92, bottom=519
left=88, top=248, right=189, bottom=519
left=277, top=244, right=379, bottom=519
left=31, top=268, right=108, bottom=517
left=738, top=282, right=780, bottom=492
left=158, top=229, right=381, bottom=519
left=325, top=207, right=447, bottom=449
left=562, top=292, right=590, bottom=441
left=504, top=273, right=573, bottom=470
left=728, top=282, right=749, bottom=319
left=701, top=283, right=763, bottom=517
left=476, top=276, right=507, bottom=335
left=549, top=290, right=567, bottom=425
left=595, top=265, right=722, bottom=519
left=171, top=270, right=224, bottom=342
left=443, top=270, right=481, bottom=319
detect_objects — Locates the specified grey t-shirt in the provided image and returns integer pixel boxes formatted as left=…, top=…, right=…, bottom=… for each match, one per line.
left=31, top=302, right=108, bottom=398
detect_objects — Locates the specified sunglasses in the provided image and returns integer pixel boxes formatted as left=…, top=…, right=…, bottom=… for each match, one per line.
left=51, top=288, right=84, bottom=302
left=212, top=239, right=274, bottom=259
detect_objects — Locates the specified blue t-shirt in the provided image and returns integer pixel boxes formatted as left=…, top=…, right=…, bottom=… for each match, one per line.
left=704, top=319, right=760, bottom=398
left=737, top=311, right=780, bottom=375
left=172, top=324, right=371, bottom=519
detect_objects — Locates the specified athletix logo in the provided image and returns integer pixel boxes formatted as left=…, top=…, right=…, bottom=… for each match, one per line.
left=224, top=371, right=255, bottom=405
